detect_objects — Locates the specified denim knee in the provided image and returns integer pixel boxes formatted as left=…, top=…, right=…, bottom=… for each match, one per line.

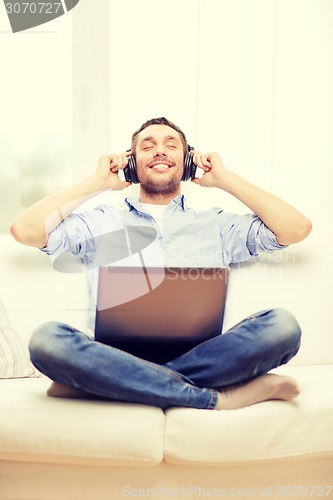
left=270, top=308, right=301, bottom=352
left=29, top=321, right=65, bottom=364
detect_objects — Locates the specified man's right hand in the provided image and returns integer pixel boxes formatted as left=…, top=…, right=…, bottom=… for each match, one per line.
left=95, top=153, right=132, bottom=191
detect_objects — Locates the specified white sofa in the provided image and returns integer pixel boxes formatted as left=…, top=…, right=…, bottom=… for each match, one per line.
left=0, top=230, right=332, bottom=500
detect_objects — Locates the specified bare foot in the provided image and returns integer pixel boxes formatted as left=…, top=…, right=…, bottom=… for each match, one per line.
left=215, top=374, right=300, bottom=410
left=47, top=381, right=89, bottom=399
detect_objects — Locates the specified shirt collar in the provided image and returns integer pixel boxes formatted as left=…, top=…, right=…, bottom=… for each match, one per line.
left=125, top=194, right=187, bottom=212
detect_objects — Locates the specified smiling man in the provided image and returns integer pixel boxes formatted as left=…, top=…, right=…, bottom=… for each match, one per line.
left=10, top=117, right=312, bottom=411
left=133, top=124, right=186, bottom=200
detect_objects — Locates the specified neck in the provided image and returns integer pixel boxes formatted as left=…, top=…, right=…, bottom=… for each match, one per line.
left=139, top=188, right=181, bottom=205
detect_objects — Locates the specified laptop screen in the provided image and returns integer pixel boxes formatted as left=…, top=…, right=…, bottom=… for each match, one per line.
left=95, top=266, right=228, bottom=364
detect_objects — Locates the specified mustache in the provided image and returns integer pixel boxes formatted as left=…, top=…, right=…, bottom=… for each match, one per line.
left=147, top=158, right=175, bottom=168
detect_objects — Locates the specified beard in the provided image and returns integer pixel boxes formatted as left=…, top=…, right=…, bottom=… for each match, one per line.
left=140, top=176, right=181, bottom=197
left=138, top=165, right=183, bottom=198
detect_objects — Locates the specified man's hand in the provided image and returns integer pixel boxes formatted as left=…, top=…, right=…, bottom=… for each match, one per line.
left=191, top=151, right=229, bottom=189
left=95, top=153, right=132, bottom=191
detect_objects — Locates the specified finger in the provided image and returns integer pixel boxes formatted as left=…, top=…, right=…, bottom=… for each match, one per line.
left=109, top=155, right=119, bottom=170
left=119, top=153, right=129, bottom=169
left=110, top=160, right=120, bottom=173
left=199, top=154, right=211, bottom=170
left=111, top=153, right=130, bottom=171
left=112, top=153, right=129, bottom=170
left=192, top=152, right=211, bottom=171
left=192, top=153, right=204, bottom=170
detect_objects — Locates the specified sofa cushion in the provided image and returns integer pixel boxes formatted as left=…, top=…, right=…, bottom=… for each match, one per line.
left=1, top=364, right=332, bottom=469
left=164, top=365, right=333, bottom=465
left=0, top=376, right=165, bottom=466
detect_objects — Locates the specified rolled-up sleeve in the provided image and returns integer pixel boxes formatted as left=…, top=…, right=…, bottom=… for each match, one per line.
left=217, top=210, right=287, bottom=265
left=41, top=205, right=122, bottom=265
left=246, top=216, right=287, bottom=255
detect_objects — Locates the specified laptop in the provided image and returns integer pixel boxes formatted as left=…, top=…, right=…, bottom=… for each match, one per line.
left=94, top=266, right=229, bottom=364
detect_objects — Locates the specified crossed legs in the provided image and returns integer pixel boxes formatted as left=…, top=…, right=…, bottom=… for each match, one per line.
left=29, top=308, right=301, bottom=410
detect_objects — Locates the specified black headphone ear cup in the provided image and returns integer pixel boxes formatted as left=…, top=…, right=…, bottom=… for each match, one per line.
left=123, top=155, right=139, bottom=184
left=182, top=152, right=197, bottom=181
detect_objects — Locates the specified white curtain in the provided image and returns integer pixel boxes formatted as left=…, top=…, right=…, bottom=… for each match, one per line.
left=0, top=8, right=72, bottom=231
left=73, top=0, right=332, bottom=228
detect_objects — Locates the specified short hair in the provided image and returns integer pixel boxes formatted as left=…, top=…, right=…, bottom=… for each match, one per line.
left=131, top=117, right=188, bottom=155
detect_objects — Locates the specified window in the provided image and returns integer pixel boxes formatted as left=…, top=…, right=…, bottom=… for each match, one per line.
left=0, top=12, right=72, bottom=232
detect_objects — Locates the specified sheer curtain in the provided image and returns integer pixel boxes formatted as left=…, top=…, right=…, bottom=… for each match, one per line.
left=0, top=8, right=73, bottom=233
left=73, top=0, right=332, bottom=221
left=194, top=0, right=332, bottom=224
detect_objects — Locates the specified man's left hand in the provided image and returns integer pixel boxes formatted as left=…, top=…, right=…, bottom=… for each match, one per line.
left=191, top=151, right=228, bottom=189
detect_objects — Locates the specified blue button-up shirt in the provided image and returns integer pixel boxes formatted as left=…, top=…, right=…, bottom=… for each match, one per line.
left=42, top=194, right=285, bottom=333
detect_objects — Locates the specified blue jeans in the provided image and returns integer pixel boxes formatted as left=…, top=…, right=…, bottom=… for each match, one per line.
left=29, top=308, right=301, bottom=410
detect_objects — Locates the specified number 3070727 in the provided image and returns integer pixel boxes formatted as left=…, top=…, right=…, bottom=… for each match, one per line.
left=5, top=3, right=62, bottom=15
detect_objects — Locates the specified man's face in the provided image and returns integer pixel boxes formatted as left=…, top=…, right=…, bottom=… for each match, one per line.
left=134, top=124, right=185, bottom=197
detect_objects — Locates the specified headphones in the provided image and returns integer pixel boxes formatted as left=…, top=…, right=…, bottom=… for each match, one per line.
left=123, top=146, right=197, bottom=184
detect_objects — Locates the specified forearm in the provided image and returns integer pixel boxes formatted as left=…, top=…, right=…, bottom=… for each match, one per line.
left=10, top=174, right=105, bottom=248
left=216, top=170, right=312, bottom=245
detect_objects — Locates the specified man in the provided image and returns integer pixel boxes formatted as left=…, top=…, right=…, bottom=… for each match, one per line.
left=10, top=117, right=312, bottom=410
